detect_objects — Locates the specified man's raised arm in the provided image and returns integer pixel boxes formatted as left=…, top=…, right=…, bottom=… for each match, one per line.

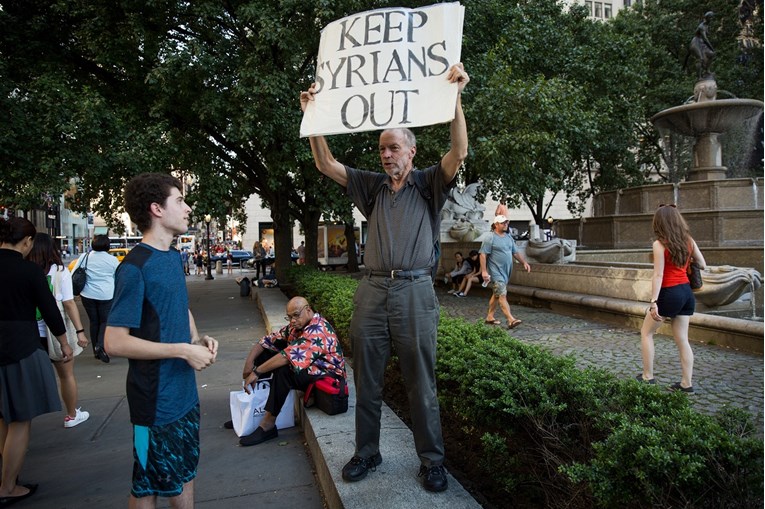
left=300, top=84, right=348, bottom=187
left=440, top=63, right=470, bottom=184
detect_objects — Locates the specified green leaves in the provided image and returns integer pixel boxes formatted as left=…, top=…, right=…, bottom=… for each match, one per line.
left=466, top=0, right=648, bottom=223
left=289, top=266, right=763, bottom=508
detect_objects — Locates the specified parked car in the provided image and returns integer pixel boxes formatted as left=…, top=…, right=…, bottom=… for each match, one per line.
left=209, top=250, right=253, bottom=267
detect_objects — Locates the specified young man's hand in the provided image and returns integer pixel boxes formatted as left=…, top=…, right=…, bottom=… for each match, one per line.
left=194, top=335, right=218, bottom=361
left=184, top=342, right=216, bottom=370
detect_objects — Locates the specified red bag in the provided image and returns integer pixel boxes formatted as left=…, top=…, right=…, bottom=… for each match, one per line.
left=304, top=377, right=349, bottom=415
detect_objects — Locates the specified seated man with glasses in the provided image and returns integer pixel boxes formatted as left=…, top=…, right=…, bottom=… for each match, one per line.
left=228, top=296, right=346, bottom=446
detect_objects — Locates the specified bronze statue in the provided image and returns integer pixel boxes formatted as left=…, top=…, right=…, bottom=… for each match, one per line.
left=686, top=11, right=716, bottom=79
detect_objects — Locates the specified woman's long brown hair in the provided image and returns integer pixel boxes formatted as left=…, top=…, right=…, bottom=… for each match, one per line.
left=27, top=232, right=64, bottom=275
left=652, top=205, right=691, bottom=267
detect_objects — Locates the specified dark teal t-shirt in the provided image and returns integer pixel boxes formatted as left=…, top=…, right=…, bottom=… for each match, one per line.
left=108, top=243, right=198, bottom=426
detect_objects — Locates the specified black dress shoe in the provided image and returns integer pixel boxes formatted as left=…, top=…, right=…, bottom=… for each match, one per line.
left=94, top=346, right=110, bottom=363
left=239, top=426, right=278, bottom=446
left=418, top=464, right=448, bottom=492
left=341, top=452, right=382, bottom=482
left=223, top=420, right=234, bottom=429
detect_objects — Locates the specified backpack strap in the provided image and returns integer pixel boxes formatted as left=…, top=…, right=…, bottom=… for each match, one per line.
left=303, top=382, right=316, bottom=405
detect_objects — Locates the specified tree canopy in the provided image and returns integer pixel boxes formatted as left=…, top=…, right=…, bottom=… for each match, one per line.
left=1, top=0, right=762, bottom=265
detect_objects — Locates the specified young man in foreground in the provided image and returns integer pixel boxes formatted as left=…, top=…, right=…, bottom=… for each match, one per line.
left=105, top=173, right=218, bottom=509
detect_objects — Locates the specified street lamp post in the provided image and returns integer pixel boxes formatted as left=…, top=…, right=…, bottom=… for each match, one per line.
left=204, top=214, right=214, bottom=280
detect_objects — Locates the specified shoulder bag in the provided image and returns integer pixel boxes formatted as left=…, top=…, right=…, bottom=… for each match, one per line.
left=686, top=240, right=703, bottom=291
left=687, top=260, right=703, bottom=291
left=71, top=252, right=89, bottom=296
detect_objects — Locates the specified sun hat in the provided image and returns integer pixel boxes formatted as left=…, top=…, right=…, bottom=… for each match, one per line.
left=493, top=215, right=509, bottom=223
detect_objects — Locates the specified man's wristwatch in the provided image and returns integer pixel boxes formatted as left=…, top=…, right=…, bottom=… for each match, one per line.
left=252, top=367, right=262, bottom=378
left=75, top=329, right=85, bottom=334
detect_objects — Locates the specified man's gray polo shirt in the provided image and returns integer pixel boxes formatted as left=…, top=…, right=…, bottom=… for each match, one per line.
left=344, top=164, right=455, bottom=272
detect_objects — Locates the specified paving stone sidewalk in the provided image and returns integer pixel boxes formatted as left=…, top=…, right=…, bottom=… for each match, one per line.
left=437, top=285, right=764, bottom=430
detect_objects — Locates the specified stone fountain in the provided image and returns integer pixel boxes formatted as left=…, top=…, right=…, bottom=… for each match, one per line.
left=651, top=77, right=763, bottom=181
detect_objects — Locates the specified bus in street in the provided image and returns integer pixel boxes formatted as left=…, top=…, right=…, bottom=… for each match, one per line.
left=109, top=236, right=142, bottom=249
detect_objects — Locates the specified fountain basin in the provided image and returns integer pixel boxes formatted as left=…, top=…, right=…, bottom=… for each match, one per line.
left=651, top=98, right=764, bottom=136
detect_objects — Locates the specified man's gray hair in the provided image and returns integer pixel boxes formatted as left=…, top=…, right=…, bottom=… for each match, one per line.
left=383, top=128, right=417, bottom=148
left=400, top=128, right=416, bottom=148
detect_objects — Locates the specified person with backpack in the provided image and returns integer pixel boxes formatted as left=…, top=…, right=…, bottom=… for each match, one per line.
left=300, top=62, right=469, bottom=493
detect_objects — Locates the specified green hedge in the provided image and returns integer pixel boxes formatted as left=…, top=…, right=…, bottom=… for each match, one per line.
left=288, top=267, right=763, bottom=508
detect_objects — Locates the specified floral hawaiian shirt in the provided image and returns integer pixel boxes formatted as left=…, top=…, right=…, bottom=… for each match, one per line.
left=259, top=312, right=345, bottom=378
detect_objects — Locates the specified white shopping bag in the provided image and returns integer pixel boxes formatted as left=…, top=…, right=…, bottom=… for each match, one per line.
left=229, top=379, right=295, bottom=437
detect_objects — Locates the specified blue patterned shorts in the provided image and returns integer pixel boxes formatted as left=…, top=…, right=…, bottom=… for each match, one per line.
left=131, top=405, right=200, bottom=498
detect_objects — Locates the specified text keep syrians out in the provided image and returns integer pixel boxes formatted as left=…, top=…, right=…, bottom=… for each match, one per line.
left=300, top=2, right=464, bottom=137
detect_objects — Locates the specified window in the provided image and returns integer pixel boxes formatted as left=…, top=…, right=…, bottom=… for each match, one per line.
left=604, top=3, right=612, bottom=18
left=594, top=2, right=602, bottom=18
left=585, top=1, right=593, bottom=17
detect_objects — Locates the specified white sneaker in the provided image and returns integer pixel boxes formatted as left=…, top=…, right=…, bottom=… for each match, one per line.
left=455, top=292, right=465, bottom=298
left=64, top=408, right=90, bottom=428
left=447, top=289, right=456, bottom=294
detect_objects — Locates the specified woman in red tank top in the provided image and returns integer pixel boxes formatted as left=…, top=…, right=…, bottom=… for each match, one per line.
left=637, top=204, right=706, bottom=393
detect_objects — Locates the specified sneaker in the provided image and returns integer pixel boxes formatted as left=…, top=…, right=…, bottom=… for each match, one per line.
left=447, top=289, right=456, bottom=295
left=454, top=292, right=465, bottom=298
left=667, top=382, right=694, bottom=394
left=635, top=374, right=656, bottom=384
left=418, top=464, right=448, bottom=492
left=64, top=408, right=90, bottom=428
left=342, top=452, right=382, bottom=482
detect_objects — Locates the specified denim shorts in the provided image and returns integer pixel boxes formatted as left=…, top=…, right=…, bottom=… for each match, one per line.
left=131, top=405, right=199, bottom=498
left=657, top=283, right=695, bottom=318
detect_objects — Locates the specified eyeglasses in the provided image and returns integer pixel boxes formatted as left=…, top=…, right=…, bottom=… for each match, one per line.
left=658, top=203, right=677, bottom=208
left=284, top=305, right=309, bottom=322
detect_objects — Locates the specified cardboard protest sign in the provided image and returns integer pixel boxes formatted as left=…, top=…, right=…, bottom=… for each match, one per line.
left=300, top=2, right=464, bottom=137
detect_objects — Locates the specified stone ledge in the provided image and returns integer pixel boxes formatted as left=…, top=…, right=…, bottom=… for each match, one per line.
left=507, top=284, right=764, bottom=355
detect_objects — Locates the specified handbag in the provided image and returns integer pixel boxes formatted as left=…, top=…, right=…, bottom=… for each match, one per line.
left=303, top=376, right=349, bottom=415
left=687, top=260, right=703, bottom=291
left=229, top=378, right=295, bottom=437
left=71, top=252, right=89, bottom=296
left=46, top=270, right=84, bottom=361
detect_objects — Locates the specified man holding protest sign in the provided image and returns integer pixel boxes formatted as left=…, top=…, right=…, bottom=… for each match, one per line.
left=300, top=60, right=469, bottom=492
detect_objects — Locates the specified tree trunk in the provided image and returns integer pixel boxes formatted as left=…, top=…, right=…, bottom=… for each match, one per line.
left=270, top=192, right=294, bottom=284
left=301, top=208, right=322, bottom=268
